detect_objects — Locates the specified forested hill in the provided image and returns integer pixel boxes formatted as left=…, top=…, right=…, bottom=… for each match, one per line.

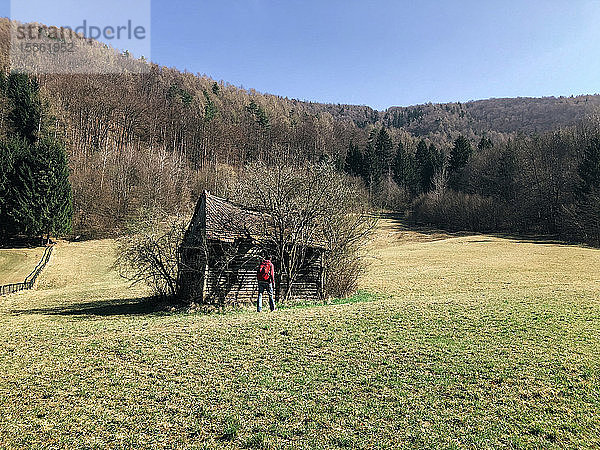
left=1, top=17, right=599, bottom=237
left=1, top=18, right=598, bottom=142
left=382, top=95, right=600, bottom=135
left=295, top=95, right=600, bottom=138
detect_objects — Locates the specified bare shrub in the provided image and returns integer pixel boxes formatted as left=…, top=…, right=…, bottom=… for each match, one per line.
left=115, top=208, right=189, bottom=298
left=412, top=189, right=503, bottom=232
left=375, top=177, right=412, bottom=211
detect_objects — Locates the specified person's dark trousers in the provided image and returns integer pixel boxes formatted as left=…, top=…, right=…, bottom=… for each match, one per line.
left=257, top=281, right=275, bottom=312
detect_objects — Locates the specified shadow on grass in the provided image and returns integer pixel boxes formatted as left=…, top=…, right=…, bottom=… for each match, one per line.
left=380, top=212, right=581, bottom=247
left=12, top=291, right=381, bottom=318
left=0, top=236, right=48, bottom=249
left=378, top=212, right=474, bottom=239
left=11, top=296, right=177, bottom=317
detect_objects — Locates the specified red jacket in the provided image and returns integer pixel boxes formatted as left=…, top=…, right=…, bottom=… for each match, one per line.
left=257, top=259, right=275, bottom=283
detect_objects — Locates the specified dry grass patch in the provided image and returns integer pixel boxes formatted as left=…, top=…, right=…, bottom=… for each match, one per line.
left=0, top=222, right=599, bottom=448
left=0, top=247, right=45, bottom=285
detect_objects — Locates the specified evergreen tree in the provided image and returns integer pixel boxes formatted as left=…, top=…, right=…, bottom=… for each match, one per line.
left=6, top=72, right=43, bottom=144
left=478, top=135, right=493, bottom=151
left=10, top=138, right=72, bottom=240
left=429, top=143, right=444, bottom=172
left=375, top=127, right=394, bottom=180
left=448, top=135, right=472, bottom=190
left=364, top=127, right=394, bottom=188
left=202, top=89, right=218, bottom=122
left=566, top=138, right=600, bottom=246
left=495, top=145, right=518, bottom=202
left=0, top=138, right=28, bottom=239
left=247, top=99, right=270, bottom=129
left=578, top=137, right=600, bottom=196
left=393, top=140, right=417, bottom=193
left=344, top=141, right=364, bottom=178
left=415, top=139, right=438, bottom=193
left=449, top=135, right=473, bottom=173
left=1, top=72, right=73, bottom=241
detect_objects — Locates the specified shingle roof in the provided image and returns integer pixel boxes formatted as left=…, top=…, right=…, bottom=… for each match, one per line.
left=183, top=191, right=325, bottom=249
left=204, top=192, right=270, bottom=243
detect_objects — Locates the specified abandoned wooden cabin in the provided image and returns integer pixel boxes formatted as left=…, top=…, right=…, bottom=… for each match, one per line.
left=178, top=191, right=325, bottom=305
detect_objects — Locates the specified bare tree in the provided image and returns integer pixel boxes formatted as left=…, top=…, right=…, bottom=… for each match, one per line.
left=235, top=159, right=375, bottom=301
left=115, top=209, right=188, bottom=297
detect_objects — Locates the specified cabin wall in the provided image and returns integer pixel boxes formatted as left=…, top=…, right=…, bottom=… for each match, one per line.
left=178, top=247, right=207, bottom=302
left=205, top=250, right=323, bottom=305
left=204, top=240, right=262, bottom=304
left=281, top=254, right=323, bottom=301
left=180, top=238, right=324, bottom=305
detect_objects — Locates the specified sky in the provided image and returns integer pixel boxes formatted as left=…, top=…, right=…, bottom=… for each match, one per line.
left=5, top=0, right=600, bottom=110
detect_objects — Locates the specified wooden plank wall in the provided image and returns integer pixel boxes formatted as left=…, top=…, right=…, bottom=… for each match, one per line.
left=179, top=238, right=323, bottom=305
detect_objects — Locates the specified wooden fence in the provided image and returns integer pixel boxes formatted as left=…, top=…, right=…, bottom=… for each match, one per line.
left=0, top=245, right=54, bottom=296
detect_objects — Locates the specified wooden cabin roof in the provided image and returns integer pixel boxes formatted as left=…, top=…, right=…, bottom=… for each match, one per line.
left=183, top=191, right=325, bottom=249
left=204, top=192, right=269, bottom=242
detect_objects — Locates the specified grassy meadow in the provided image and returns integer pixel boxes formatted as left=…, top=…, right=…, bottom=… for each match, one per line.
left=0, top=247, right=45, bottom=285
left=0, top=220, right=599, bottom=448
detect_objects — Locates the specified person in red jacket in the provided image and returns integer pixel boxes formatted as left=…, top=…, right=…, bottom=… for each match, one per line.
left=257, top=256, right=276, bottom=312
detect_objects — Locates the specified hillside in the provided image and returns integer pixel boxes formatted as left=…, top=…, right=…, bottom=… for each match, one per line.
left=313, top=95, right=600, bottom=138
left=1, top=17, right=600, bottom=236
left=0, top=247, right=44, bottom=284
left=2, top=16, right=598, bottom=146
left=1, top=221, right=599, bottom=447
left=382, top=95, right=600, bottom=137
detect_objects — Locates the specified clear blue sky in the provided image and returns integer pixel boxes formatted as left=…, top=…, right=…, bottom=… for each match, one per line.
left=6, top=0, right=600, bottom=109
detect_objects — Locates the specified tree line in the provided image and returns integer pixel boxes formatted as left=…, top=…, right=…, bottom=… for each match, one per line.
left=342, top=121, right=600, bottom=245
left=1, top=18, right=600, bottom=247
left=3, top=66, right=600, bottom=248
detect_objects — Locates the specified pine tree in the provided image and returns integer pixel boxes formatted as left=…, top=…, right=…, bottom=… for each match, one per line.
left=393, top=141, right=417, bottom=194
left=415, top=139, right=433, bottom=192
left=449, top=135, right=473, bottom=173
left=413, top=140, right=445, bottom=193
left=1, top=72, right=73, bottom=241
left=496, top=145, right=518, bottom=202
left=478, top=135, right=493, bottom=151
left=202, top=89, right=218, bottom=122
left=578, top=137, right=600, bottom=196
left=429, top=143, right=444, bottom=172
left=364, top=127, right=394, bottom=188
left=247, top=99, right=270, bottom=129
left=564, top=137, right=600, bottom=245
left=344, top=141, right=364, bottom=178
left=448, top=135, right=472, bottom=190
left=375, top=127, right=394, bottom=180
left=6, top=72, right=42, bottom=144
left=10, top=138, right=72, bottom=240
left=40, top=138, right=73, bottom=238
left=0, top=138, right=28, bottom=239
left=563, top=137, right=600, bottom=246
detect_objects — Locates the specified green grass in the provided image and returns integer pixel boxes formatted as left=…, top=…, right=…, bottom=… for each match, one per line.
left=0, top=247, right=45, bottom=285
left=279, top=290, right=378, bottom=310
left=0, top=225, right=600, bottom=448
